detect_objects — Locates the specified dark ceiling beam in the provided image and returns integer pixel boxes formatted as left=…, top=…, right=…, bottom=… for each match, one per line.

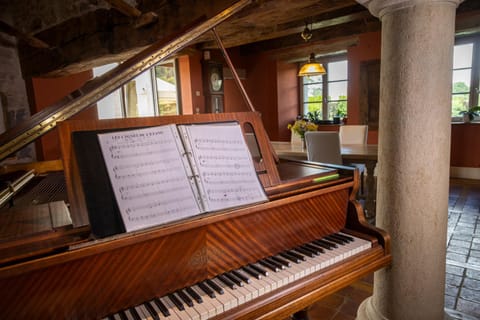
left=103, top=0, right=158, bottom=28
left=239, top=17, right=380, bottom=56
left=0, top=20, right=50, bottom=49
left=18, top=0, right=240, bottom=77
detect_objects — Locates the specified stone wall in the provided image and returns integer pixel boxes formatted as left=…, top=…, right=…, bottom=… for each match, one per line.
left=0, top=5, right=34, bottom=161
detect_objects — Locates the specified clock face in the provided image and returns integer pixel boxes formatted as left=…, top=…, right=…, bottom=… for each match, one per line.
left=210, top=70, right=222, bottom=92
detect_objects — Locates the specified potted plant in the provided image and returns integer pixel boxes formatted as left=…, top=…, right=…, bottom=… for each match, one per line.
left=306, top=110, right=322, bottom=124
left=459, top=106, right=480, bottom=123
left=288, top=119, right=318, bottom=149
left=333, top=110, right=346, bottom=124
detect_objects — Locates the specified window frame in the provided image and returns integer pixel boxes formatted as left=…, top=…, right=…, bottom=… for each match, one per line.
left=300, top=54, right=348, bottom=120
left=95, top=59, right=181, bottom=119
left=452, top=36, right=480, bottom=121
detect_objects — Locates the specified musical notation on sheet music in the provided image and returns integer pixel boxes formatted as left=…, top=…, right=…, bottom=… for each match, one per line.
left=182, top=124, right=267, bottom=212
left=98, top=125, right=202, bottom=232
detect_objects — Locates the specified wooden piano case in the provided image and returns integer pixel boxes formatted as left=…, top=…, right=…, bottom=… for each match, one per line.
left=0, top=112, right=391, bottom=319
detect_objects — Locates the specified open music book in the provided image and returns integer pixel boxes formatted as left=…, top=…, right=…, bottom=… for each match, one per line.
left=97, top=123, right=267, bottom=232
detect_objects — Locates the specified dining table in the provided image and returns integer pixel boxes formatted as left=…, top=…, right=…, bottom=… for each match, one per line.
left=271, top=141, right=378, bottom=220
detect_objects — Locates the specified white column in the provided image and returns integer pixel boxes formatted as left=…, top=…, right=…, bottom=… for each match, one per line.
left=355, top=1, right=463, bottom=319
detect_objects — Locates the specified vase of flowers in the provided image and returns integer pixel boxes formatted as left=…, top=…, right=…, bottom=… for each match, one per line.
left=288, top=119, right=318, bottom=150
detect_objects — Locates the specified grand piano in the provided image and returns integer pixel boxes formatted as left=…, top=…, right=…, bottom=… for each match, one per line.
left=0, top=1, right=391, bottom=319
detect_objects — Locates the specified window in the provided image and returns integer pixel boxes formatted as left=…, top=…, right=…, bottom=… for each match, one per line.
left=94, top=60, right=180, bottom=119
left=301, top=57, right=348, bottom=120
left=452, top=37, right=480, bottom=120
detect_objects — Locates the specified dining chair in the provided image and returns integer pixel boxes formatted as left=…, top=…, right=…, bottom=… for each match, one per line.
left=339, top=125, right=368, bottom=196
left=304, top=131, right=342, bottom=164
left=338, top=125, right=368, bottom=145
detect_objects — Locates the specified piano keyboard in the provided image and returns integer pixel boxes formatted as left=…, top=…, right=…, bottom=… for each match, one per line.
left=105, top=232, right=371, bottom=320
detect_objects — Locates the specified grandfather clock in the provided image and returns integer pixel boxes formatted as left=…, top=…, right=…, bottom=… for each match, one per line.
left=202, top=61, right=224, bottom=113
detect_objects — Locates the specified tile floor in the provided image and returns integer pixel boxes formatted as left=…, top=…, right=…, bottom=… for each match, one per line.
left=298, top=179, right=480, bottom=320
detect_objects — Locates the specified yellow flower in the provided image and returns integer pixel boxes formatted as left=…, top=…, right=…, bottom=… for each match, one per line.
left=288, top=119, right=318, bottom=138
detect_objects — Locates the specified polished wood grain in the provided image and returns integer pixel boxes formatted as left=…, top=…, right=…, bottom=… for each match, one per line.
left=0, top=178, right=388, bottom=319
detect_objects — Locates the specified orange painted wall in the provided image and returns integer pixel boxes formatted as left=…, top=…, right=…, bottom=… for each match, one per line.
left=276, top=60, right=299, bottom=141
left=347, top=32, right=381, bottom=144
left=30, top=70, right=95, bottom=160
left=178, top=52, right=204, bottom=114
left=451, top=123, right=480, bottom=167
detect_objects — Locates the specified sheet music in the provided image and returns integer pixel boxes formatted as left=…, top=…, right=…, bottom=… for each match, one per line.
left=98, top=125, right=202, bottom=232
left=181, top=123, right=267, bottom=212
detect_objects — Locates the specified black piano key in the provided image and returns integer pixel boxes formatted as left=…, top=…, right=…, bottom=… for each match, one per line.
left=217, top=274, right=237, bottom=289
left=231, top=269, right=251, bottom=283
left=242, top=265, right=262, bottom=279
left=294, top=246, right=316, bottom=258
left=153, top=298, right=170, bottom=317
left=258, top=259, right=279, bottom=272
left=206, top=279, right=224, bottom=295
left=198, top=281, right=216, bottom=298
left=325, top=235, right=346, bottom=245
left=313, top=239, right=337, bottom=249
left=224, top=272, right=244, bottom=287
left=270, top=255, right=291, bottom=268
left=128, top=307, right=142, bottom=320
left=286, top=249, right=307, bottom=261
left=144, top=301, right=160, bottom=320
left=176, top=289, right=194, bottom=307
left=303, top=243, right=324, bottom=254
left=329, top=233, right=350, bottom=243
left=118, top=310, right=128, bottom=320
left=265, top=257, right=285, bottom=270
left=279, top=251, right=301, bottom=264
left=186, top=287, right=203, bottom=304
left=334, top=232, right=355, bottom=242
left=167, top=293, right=185, bottom=311
left=249, top=263, right=269, bottom=276
left=108, top=316, right=115, bottom=320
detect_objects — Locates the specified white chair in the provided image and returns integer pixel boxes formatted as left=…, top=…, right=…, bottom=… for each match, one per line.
left=339, top=125, right=368, bottom=145
left=339, top=125, right=368, bottom=196
left=304, top=131, right=342, bottom=165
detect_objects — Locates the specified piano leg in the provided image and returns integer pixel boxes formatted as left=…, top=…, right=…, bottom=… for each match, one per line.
left=291, top=309, right=309, bottom=320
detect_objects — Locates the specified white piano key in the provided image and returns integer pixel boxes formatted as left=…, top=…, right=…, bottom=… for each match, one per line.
left=114, top=233, right=373, bottom=320
left=190, top=285, right=217, bottom=319
left=135, top=305, right=152, bottom=320
left=209, top=278, right=237, bottom=311
left=159, top=297, right=182, bottom=320
left=241, top=277, right=260, bottom=299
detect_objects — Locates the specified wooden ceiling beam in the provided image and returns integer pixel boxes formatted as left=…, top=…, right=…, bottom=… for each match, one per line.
left=103, top=0, right=158, bottom=28
left=0, top=20, right=50, bottom=49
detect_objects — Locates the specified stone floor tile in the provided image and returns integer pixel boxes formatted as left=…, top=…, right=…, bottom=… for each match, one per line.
left=459, top=287, right=480, bottom=303
left=452, top=234, right=475, bottom=242
left=456, top=298, right=480, bottom=318
left=445, top=295, right=456, bottom=309
left=446, top=264, right=465, bottom=276
left=463, top=277, right=480, bottom=291
left=447, top=252, right=468, bottom=263
left=447, top=246, right=470, bottom=255
left=472, top=242, right=480, bottom=250
left=446, top=284, right=460, bottom=297
left=470, top=249, right=480, bottom=258
left=450, top=239, right=472, bottom=249
left=467, top=256, right=480, bottom=265
left=466, top=268, right=480, bottom=279
left=446, top=273, right=463, bottom=287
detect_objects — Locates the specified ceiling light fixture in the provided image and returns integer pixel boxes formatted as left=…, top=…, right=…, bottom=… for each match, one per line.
left=298, top=22, right=326, bottom=77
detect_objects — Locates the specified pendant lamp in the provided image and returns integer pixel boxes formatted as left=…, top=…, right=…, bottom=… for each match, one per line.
left=298, top=22, right=326, bottom=77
